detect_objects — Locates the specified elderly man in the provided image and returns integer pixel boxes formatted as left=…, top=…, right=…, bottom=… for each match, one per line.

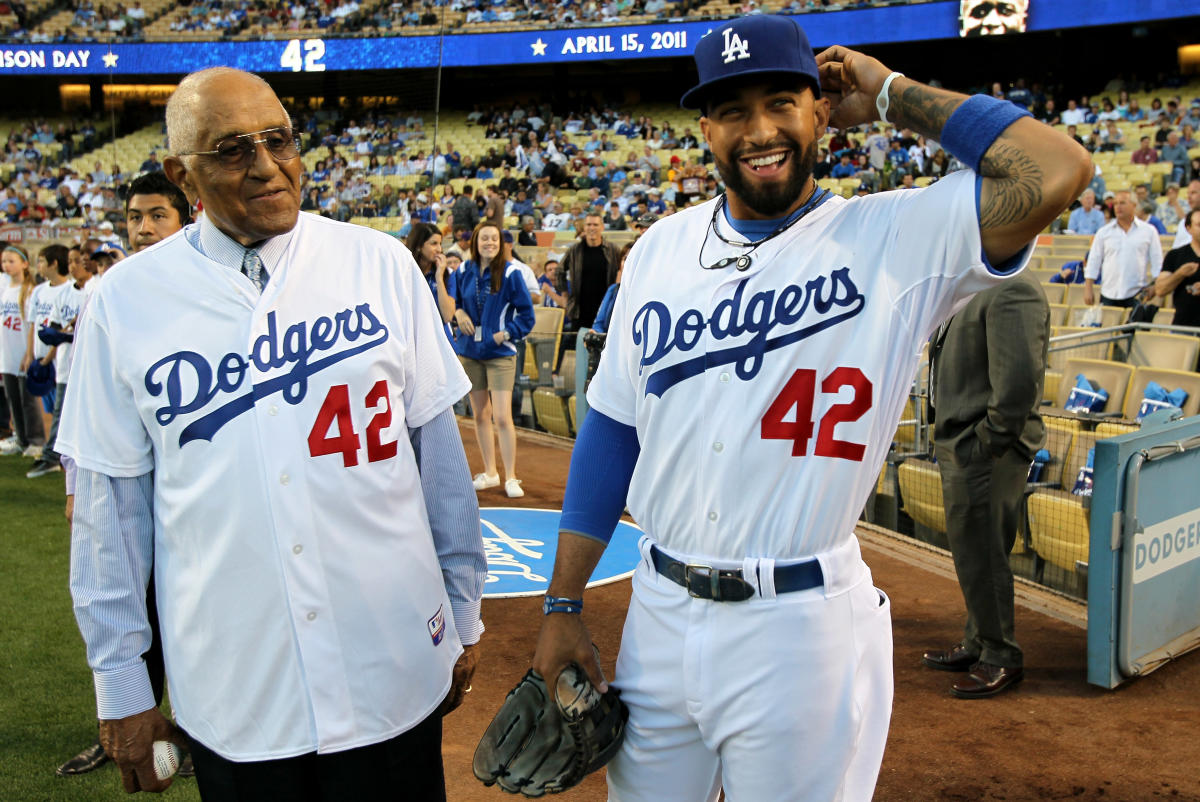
left=58, top=68, right=485, bottom=800
left=1085, top=189, right=1163, bottom=307
left=1067, top=189, right=1105, bottom=235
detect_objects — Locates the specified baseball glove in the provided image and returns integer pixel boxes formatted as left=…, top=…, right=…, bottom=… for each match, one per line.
left=473, top=663, right=628, bottom=797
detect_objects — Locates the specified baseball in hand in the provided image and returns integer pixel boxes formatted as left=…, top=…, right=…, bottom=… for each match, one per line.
left=152, top=740, right=183, bottom=780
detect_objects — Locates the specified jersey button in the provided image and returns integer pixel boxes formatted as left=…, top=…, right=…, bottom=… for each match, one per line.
left=713, top=442, right=724, bottom=453
left=293, top=544, right=303, bottom=555
left=268, top=404, right=279, bottom=416
left=719, top=372, right=730, bottom=383
left=707, top=511, right=718, bottom=522
left=280, top=473, right=290, bottom=485
left=306, top=611, right=317, bottom=621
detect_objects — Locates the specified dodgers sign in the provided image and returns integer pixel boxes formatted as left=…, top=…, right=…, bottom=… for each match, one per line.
left=481, top=507, right=642, bottom=598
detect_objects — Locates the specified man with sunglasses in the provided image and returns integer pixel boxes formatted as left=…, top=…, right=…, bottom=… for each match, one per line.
left=58, top=67, right=485, bottom=800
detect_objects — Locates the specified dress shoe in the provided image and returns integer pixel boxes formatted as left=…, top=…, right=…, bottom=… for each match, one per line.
left=922, top=644, right=977, bottom=672
left=56, top=741, right=110, bottom=776
left=951, top=663, right=1024, bottom=699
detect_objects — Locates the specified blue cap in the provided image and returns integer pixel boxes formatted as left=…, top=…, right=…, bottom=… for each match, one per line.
left=681, top=15, right=821, bottom=110
left=25, top=360, right=56, bottom=397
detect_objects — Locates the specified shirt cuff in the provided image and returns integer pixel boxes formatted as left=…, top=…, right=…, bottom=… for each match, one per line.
left=452, top=598, right=484, bottom=646
left=93, top=661, right=156, bottom=720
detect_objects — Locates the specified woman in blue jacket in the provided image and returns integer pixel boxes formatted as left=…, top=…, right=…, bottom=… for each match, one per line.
left=453, top=222, right=535, bottom=498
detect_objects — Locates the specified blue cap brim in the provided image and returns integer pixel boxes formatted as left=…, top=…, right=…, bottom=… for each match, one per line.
left=681, top=68, right=822, bottom=110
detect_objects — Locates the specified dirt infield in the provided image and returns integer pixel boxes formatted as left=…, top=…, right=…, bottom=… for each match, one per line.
left=448, top=421, right=1200, bottom=802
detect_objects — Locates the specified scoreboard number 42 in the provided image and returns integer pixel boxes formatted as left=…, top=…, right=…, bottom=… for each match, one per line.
left=281, top=39, right=327, bottom=72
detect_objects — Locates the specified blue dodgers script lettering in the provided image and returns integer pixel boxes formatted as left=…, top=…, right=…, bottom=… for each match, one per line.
left=145, top=303, right=388, bottom=446
left=633, top=267, right=865, bottom=397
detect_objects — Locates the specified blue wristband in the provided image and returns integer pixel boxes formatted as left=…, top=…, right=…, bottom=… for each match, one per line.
left=940, top=95, right=1032, bottom=174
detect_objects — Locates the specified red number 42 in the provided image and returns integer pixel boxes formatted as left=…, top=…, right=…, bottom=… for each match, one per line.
left=307, top=380, right=399, bottom=467
left=761, top=367, right=872, bottom=461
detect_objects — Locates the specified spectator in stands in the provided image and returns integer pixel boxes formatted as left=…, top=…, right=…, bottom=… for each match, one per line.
left=452, top=222, right=535, bottom=499
left=1060, top=99, right=1086, bottom=127
left=1130, top=135, right=1158, bottom=165
left=1156, top=210, right=1200, bottom=332
left=517, top=215, right=539, bottom=246
left=1172, top=180, right=1200, bottom=249
left=539, top=259, right=565, bottom=308
left=1085, top=190, right=1163, bottom=308
left=1097, top=121, right=1125, bottom=152
left=1067, top=189, right=1104, bottom=235
left=139, top=152, right=162, bottom=172
left=924, top=270, right=1048, bottom=699
left=448, top=184, right=478, bottom=232
left=1161, top=131, right=1190, bottom=185
left=0, top=245, right=46, bottom=457
left=556, top=212, right=619, bottom=332
left=1050, top=256, right=1086, bottom=284
left=1157, top=182, right=1186, bottom=229
left=1136, top=200, right=1167, bottom=235
left=1039, top=98, right=1060, bottom=126
left=602, top=200, right=627, bottom=231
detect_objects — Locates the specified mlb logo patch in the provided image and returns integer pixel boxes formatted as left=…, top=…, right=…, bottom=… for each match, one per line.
left=427, top=605, right=446, bottom=646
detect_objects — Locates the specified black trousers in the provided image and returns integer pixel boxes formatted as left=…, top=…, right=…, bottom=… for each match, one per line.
left=936, top=444, right=1028, bottom=669
left=1100, top=294, right=1137, bottom=308
left=185, top=712, right=446, bottom=802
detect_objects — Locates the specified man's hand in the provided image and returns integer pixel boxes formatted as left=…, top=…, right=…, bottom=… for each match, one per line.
left=20, top=353, right=31, bottom=373
left=439, top=642, right=481, bottom=716
left=815, top=46, right=892, bottom=130
left=532, top=612, right=607, bottom=694
left=1083, top=284, right=1096, bottom=306
left=98, top=707, right=186, bottom=794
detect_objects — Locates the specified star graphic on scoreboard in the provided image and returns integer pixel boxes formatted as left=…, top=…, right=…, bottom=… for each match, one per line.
left=530, top=38, right=547, bottom=56
left=102, top=51, right=119, bottom=68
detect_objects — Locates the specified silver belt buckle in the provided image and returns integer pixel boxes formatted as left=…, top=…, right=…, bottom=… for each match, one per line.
left=683, top=563, right=713, bottom=599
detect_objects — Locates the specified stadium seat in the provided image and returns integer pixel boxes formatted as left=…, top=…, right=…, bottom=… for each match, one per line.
left=1121, top=367, right=1200, bottom=420
left=1041, top=283, right=1066, bottom=305
left=1054, top=358, right=1134, bottom=414
left=1095, top=421, right=1138, bottom=438
left=525, top=307, right=564, bottom=385
left=1041, top=417, right=1083, bottom=489
left=1126, top=331, right=1200, bottom=371
left=531, top=388, right=572, bottom=438
left=1027, top=491, right=1090, bottom=574
left=1153, top=307, right=1175, bottom=325
left=1047, top=303, right=1069, bottom=327
left=1049, top=327, right=1115, bottom=369
left=1064, top=284, right=1090, bottom=307
left=1067, top=304, right=1127, bottom=328
left=897, top=458, right=945, bottom=534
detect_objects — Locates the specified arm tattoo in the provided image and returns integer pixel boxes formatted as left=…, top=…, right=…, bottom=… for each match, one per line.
left=891, top=81, right=1045, bottom=231
left=890, top=84, right=963, bottom=142
left=978, top=143, right=1043, bottom=229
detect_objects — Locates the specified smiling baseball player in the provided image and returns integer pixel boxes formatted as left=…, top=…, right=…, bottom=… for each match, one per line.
left=528, top=15, right=1091, bottom=801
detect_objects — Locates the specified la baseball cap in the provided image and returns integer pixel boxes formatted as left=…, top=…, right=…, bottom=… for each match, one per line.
left=501, top=230, right=514, bottom=243
left=681, top=15, right=821, bottom=110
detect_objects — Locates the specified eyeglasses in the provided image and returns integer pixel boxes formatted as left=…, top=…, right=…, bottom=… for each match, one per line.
left=180, top=127, right=300, bottom=171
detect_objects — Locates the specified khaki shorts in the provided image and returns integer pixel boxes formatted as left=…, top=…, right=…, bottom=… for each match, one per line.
left=459, top=354, right=517, bottom=392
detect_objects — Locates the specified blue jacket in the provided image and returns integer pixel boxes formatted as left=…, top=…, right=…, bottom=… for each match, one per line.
left=454, top=260, right=535, bottom=360
left=592, top=283, right=619, bottom=334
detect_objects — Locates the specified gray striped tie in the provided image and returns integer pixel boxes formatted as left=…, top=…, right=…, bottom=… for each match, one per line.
left=241, top=248, right=268, bottom=292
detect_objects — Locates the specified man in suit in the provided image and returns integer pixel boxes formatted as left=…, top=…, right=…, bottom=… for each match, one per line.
left=922, top=269, right=1049, bottom=698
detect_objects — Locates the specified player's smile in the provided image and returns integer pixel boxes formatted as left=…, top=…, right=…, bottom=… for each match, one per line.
left=740, top=149, right=791, bottom=178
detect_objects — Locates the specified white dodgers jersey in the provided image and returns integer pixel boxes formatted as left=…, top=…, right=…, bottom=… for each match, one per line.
left=58, top=213, right=471, bottom=760
left=587, top=170, right=1029, bottom=561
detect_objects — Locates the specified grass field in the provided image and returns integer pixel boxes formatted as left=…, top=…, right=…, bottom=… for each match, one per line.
left=0, top=456, right=200, bottom=802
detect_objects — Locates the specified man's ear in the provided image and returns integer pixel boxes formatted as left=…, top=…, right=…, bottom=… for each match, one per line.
left=163, top=157, right=198, bottom=207
left=699, top=116, right=711, bottom=149
left=813, top=95, right=831, bottom=141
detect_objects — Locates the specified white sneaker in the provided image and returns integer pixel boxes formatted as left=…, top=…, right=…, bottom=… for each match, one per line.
left=0, top=438, right=22, bottom=456
left=23, top=444, right=42, bottom=458
left=473, top=472, right=500, bottom=491
left=505, top=478, right=525, bottom=498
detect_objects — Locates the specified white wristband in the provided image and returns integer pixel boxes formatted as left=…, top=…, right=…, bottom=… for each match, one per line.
left=875, top=71, right=904, bottom=124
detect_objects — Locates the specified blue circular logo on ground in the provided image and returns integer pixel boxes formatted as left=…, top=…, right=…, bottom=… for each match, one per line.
left=481, top=507, right=643, bottom=598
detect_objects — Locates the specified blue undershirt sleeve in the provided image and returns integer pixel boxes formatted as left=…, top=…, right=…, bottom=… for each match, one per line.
left=558, top=410, right=640, bottom=545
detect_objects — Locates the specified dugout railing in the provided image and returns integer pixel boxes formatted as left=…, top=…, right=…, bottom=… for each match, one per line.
left=870, top=322, right=1200, bottom=602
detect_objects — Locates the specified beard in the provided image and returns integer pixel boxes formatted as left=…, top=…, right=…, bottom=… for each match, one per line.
left=713, top=137, right=819, bottom=218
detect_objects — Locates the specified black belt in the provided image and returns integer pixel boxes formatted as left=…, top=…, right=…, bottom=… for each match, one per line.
left=649, top=545, right=824, bottom=602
